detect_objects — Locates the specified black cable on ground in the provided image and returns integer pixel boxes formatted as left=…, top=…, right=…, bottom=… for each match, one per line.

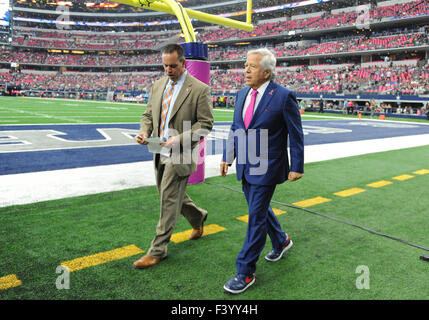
left=205, top=181, right=429, bottom=253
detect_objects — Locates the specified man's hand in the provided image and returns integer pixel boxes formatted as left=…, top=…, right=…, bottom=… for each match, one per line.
left=288, top=171, right=303, bottom=182
left=160, top=135, right=180, bottom=148
left=135, top=132, right=149, bottom=145
left=220, top=162, right=229, bottom=177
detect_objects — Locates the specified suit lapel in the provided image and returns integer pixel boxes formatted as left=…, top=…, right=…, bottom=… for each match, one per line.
left=169, top=74, right=192, bottom=121
left=236, top=87, right=250, bottom=128
left=153, top=77, right=169, bottom=134
left=248, top=81, right=276, bottom=128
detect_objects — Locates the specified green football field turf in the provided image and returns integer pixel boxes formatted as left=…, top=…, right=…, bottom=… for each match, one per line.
left=1, top=145, right=428, bottom=300
left=1, top=96, right=428, bottom=124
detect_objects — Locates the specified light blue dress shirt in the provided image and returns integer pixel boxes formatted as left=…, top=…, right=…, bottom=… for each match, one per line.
left=161, top=70, right=187, bottom=140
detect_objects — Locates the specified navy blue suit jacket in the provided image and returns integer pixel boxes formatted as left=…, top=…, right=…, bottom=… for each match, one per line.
left=223, top=81, right=304, bottom=186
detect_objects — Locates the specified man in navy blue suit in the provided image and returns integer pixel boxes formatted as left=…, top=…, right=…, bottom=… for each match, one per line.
left=220, top=48, right=304, bottom=294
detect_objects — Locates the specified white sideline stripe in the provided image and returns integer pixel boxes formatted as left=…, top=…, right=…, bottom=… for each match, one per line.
left=17, top=96, right=143, bottom=107
left=303, top=133, right=429, bottom=163
left=1, top=134, right=429, bottom=208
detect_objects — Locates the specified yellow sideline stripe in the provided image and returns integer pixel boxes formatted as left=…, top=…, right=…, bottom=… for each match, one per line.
left=61, top=245, right=144, bottom=272
left=366, top=180, right=393, bottom=188
left=412, top=169, right=429, bottom=175
left=292, top=196, right=331, bottom=208
left=236, top=208, right=287, bottom=223
left=334, top=188, right=366, bottom=197
left=392, top=174, right=414, bottom=181
left=170, top=224, right=226, bottom=244
left=0, top=274, right=22, bottom=290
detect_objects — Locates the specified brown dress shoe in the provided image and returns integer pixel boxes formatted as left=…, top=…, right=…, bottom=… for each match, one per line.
left=189, top=214, right=207, bottom=240
left=133, top=255, right=161, bottom=269
left=189, top=225, right=204, bottom=240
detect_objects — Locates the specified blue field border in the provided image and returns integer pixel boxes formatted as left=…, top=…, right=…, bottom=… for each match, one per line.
left=1, top=120, right=429, bottom=176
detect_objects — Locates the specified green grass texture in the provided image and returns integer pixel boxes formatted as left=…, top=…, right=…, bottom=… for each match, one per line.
left=1, top=145, right=428, bottom=300
left=1, top=96, right=428, bottom=125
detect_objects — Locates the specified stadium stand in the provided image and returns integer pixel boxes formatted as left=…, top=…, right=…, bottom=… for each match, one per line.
left=1, top=0, right=429, bottom=117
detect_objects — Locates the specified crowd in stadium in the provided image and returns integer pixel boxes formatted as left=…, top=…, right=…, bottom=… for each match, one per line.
left=2, top=61, right=428, bottom=97
left=211, top=64, right=429, bottom=96
left=13, top=34, right=160, bottom=51
left=4, top=29, right=428, bottom=66
left=12, top=0, right=272, bottom=11
left=10, top=29, right=427, bottom=57
left=12, top=1, right=429, bottom=45
left=196, top=1, right=429, bottom=42
left=13, top=0, right=342, bottom=14
left=0, top=71, right=159, bottom=92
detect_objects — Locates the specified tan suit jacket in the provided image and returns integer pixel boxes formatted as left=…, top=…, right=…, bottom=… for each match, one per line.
left=140, top=73, right=214, bottom=176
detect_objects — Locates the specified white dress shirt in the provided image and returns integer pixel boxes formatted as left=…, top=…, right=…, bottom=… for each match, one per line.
left=242, top=80, right=270, bottom=121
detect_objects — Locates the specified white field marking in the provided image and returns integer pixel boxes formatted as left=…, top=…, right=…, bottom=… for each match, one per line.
left=0, top=106, right=87, bottom=123
left=0, top=128, right=139, bottom=153
left=302, top=115, right=429, bottom=125
left=303, top=133, right=429, bottom=163
left=95, top=106, right=129, bottom=111
left=1, top=133, right=429, bottom=208
left=39, top=115, right=138, bottom=117
left=213, top=109, right=233, bottom=112
left=62, top=103, right=90, bottom=106
left=33, top=112, right=136, bottom=114
left=16, top=96, right=146, bottom=107
left=0, top=115, right=136, bottom=117
left=302, top=114, right=347, bottom=119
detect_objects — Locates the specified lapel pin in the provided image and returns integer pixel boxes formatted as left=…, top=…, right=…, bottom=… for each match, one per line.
left=269, top=89, right=274, bottom=95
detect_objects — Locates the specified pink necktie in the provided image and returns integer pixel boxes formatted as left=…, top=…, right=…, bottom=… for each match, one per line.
left=244, top=89, right=258, bottom=129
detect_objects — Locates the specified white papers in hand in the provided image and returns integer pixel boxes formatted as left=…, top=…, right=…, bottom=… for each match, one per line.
left=143, top=137, right=171, bottom=157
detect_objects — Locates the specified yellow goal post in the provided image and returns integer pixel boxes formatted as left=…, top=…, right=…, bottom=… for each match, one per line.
left=113, top=0, right=254, bottom=42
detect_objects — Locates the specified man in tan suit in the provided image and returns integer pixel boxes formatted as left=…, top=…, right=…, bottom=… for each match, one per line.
left=133, top=44, right=214, bottom=268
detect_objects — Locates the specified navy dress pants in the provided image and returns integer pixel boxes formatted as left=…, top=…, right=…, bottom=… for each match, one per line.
left=236, top=177, right=287, bottom=275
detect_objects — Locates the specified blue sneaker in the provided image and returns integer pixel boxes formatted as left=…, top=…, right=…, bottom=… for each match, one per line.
left=223, top=273, right=255, bottom=294
left=265, top=234, right=293, bottom=262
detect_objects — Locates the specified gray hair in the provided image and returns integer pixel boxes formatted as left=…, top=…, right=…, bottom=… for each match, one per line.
left=247, top=48, right=276, bottom=81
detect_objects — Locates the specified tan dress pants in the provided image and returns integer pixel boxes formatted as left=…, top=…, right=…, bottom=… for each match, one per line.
left=147, top=155, right=207, bottom=258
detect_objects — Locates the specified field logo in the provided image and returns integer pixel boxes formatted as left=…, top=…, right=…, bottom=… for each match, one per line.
left=355, top=265, right=370, bottom=290
left=355, top=4, right=371, bottom=30
left=56, top=265, right=70, bottom=290
left=56, top=5, right=71, bottom=30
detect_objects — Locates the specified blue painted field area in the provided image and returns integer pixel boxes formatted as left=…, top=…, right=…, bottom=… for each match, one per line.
left=1, top=120, right=429, bottom=175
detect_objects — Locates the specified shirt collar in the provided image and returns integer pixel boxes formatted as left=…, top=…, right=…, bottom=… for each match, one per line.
left=169, top=70, right=187, bottom=86
left=249, top=80, right=270, bottom=96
